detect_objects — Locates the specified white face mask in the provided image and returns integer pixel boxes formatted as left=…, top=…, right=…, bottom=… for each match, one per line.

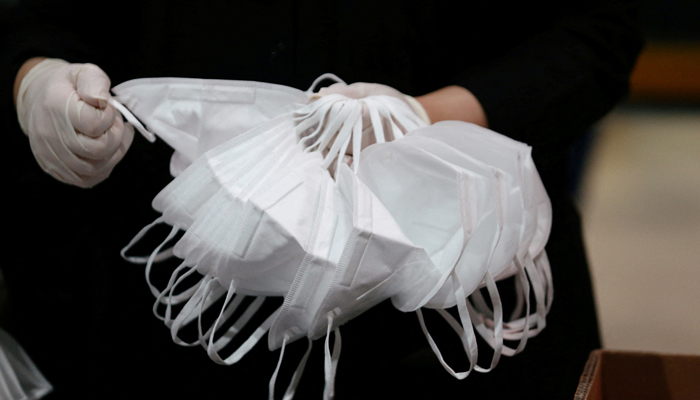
left=358, top=140, right=500, bottom=310
left=112, top=78, right=310, bottom=176
left=153, top=114, right=297, bottom=230
left=306, top=165, right=439, bottom=340
left=409, top=121, right=552, bottom=355
left=426, top=121, right=552, bottom=258
left=401, top=134, right=522, bottom=282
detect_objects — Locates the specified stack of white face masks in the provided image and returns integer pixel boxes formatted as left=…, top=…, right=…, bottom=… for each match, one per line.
left=115, top=74, right=552, bottom=400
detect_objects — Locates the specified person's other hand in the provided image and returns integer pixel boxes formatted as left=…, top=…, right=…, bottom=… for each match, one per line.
left=315, top=82, right=431, bottom=154
left=15, top=58, right=134, bottom=188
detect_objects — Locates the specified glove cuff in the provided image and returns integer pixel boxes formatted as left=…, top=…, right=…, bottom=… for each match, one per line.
left=16, top=58, right=69, bottom=135
left=403, top=95, right=431, bottom=125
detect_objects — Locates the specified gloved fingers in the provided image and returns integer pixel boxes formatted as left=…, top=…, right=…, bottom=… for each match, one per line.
left=73, top=63, right=111, bottom=109
left=347, top=82, right=405, bottom=98
left=317, top=82, right=405, bottom=100
left=317, top=83, right=364, bottom=99
left=29, top=130, right=91, bottom=187
left=67, top=94, right=117, bottom=138
left=77, top=122, right=135, bottom=187
left=72, top=114, right=126, bottom=160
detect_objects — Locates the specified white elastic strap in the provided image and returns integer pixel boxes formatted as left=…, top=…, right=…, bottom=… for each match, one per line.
left=320, top=101, right=362, bottom=171
left=108, top=97, right=156, bottom=142
left=169, top=276, right=226, bottom=346
left=416, top=271, right=478, bottom=380
left=351, top=111, right=363, bottom=173
left=376, top=95, right=426, bottom=132
left=269, top=334, right=290, bottom=400
left=535, top=251, right=554, bottom=313
left=159, top=265, right=205, bottom=324
left=199, top=280, right=245, bottom=349
left=497, top=256, right=545, bottom=337
left=370, top=102, right=403, bottom=141
left=207, top=294, right=264, bottom=356
left=469, top=272, right=503, bottom=372
left=503, top=261, right=532, bottom=349
left=306, top=73, right=346, bottom=94
left=144, top=224, right=180, bottom=299
left=120, top=217, right=173, bottom=264
left=282, top=337, right=313, bottom=400
left=510, top=263, right=526, bottom=321
left=523, top=254, right=547, bottom=333
left=269, top=336, right=314, bottom=400
left=470, top=259, right=533, bottom=351
left=153, top=262, right=201, bottom=321
left=323, top=313, right=342, bottom=400
left=364, top=100, right=386, bottom=144
left=319, top=101, right=362, bottom=170
left=295, top=95, right=344, bottom=144
left=305, top=100, right=350, bottom=153
left=207, top=297, right=279, bottom=365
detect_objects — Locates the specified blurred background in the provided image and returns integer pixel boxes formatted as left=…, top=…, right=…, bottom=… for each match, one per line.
left=574, top=0, right=700, bottom=355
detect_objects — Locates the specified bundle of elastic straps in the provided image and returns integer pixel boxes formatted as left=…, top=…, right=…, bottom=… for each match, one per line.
left=115, top=73, right=553, bottom=399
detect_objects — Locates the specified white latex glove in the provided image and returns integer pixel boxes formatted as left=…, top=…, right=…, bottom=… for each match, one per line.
left=315, top=82, right=430, bottom=154
left=16, top=58, right=134, bottom=188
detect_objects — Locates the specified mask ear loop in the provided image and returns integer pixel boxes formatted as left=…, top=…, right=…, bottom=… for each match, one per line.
left=535, top=250, right=554, bottom=314
left=415, top=171, right=480, bottom=379
left=206, top=296, right=279, bottom=366
left=363, top=99, right=386, bottom=145
left=120, top=217, right=174, bottom=265
left=155, top=262, right=203, bottom=322
left=320, top=100, right=361, bottom=172
left=306, top=73, right=347, bottom=95
left=372, top=95, right=427, bottom=134
left=310, top=100, right=355, bottom=158
left=268, top=335, right=313, bottom=400
left=108, top=98, right=156, bottom=142
left=168, top=275, right=226, bottom=346
left=323, top=312, right=342, bottom=400
left=205, top=294, right=265, bottom=360
left=416, top=271, right=479, bottom=380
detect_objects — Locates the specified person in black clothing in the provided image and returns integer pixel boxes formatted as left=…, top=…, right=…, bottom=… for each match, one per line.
left=0, top=1, right=643, bottom=398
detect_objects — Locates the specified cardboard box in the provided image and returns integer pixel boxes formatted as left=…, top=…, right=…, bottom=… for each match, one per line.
left=574, top=350, right=700, bottom=400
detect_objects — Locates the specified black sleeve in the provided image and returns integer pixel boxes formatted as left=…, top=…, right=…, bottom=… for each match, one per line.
left=452, top=0, right=644, bottom=149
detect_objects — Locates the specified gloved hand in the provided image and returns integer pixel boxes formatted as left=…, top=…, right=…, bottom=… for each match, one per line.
left=15, top=58, right=134, bottom=188
left=315, top=82, right=431, bottom=154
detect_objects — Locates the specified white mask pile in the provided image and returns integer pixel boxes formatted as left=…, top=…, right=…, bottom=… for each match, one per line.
left=116, top=74, right=552, bottom=399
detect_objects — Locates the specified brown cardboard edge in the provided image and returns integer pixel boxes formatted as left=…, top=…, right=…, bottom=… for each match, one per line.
left=574, top=349, right=602, bottom=400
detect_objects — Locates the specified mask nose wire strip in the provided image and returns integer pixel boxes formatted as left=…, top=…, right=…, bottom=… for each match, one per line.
left=108, top=98, right=156, bottom=142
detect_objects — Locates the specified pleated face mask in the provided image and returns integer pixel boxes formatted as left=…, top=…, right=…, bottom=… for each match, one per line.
left=153, top=113, right=298, bottom=229
left=116, top=75, right=557, bottom=400
left=411, top=122, right=552, bottom=352
left=357, top=140, right=500, bottom=310
left=400, top=134, right=522, bottom=283
left=112, top=78, right=309, bottom=176
left=425, top=121, right=551, bottom=258
left=306, top=165, right=438, bottom=339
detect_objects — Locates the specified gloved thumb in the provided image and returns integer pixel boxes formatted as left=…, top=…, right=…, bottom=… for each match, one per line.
left=73, top=63, right=111, bottom=109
